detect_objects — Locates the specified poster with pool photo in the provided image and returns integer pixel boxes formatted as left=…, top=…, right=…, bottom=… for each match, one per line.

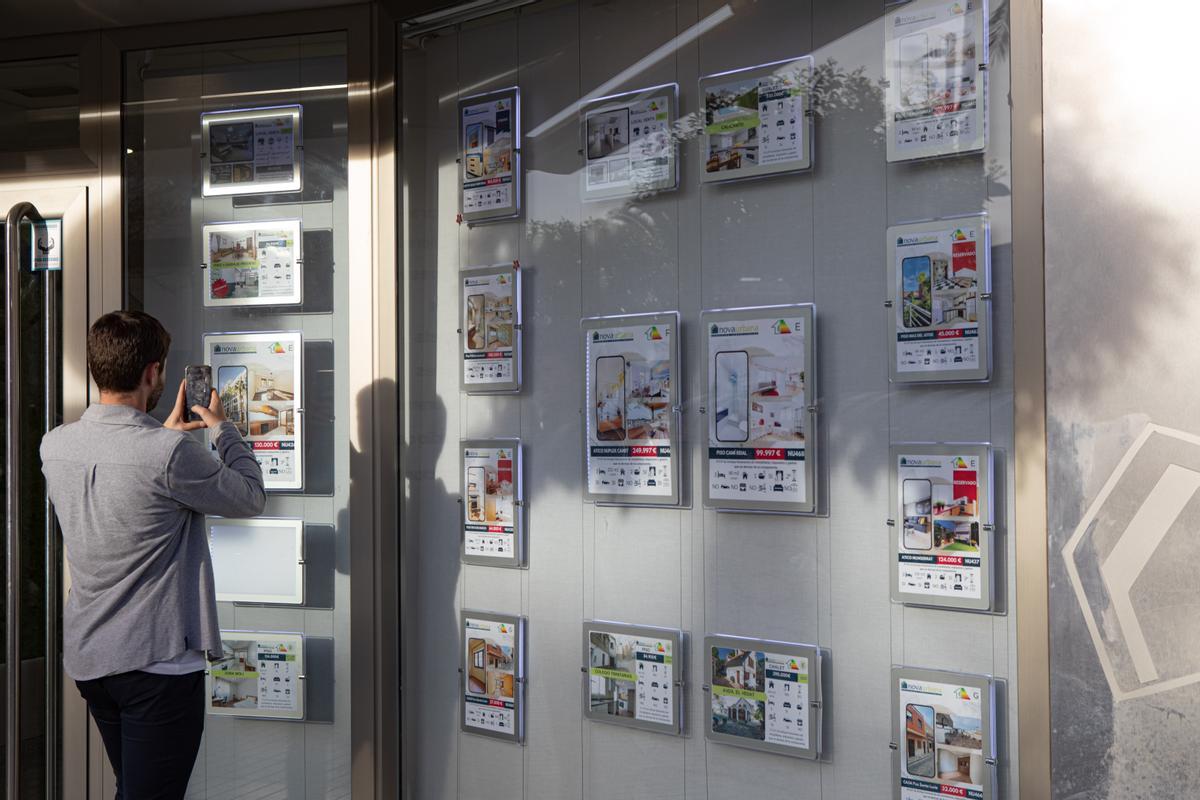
left=580, top=84, right=678, bottom=201
left=206, top=631, right=304, bottom=720
left=702, top=305, right=817, bottom=514
left=884, top=0, right=988, bottom=162
left=699, top=56, right=814, bottom=184
left=704, top=634, right=823, bottom=760
left=202, top=219, right=302, bottom=307
left=459, top=87, right=521, bottom=223
left=204, top=331, right=303, bottom=491
left=460, top=264, right=521, bottom=393
left=461, top=439, right=523, bottom=568
left=887, top=215, right=990, bottom=383
left=582, top=621, right=683, bottom=736
left=582, top=312, right=680, bottom=506
left=461, top=611, right=525, bottom=743
left=892, top=666, right=995, bottom=800
left=201, top=105, right=303, bottom=197
left=890, top=443, right=994, bottom=611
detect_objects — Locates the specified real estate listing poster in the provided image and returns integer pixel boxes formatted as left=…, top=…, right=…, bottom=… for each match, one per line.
left=207, top=517, right=304, bottom=605
left=700, top=56, right=814, bottom=183
left=885, top=0, right=988, bottom=162
left=201, top=105, right=303, bottom=197
left=705, top=635, right=822, bottom=760
left=459, top=88, right=520, bottom=223
left=461, top=611, right=525, bottom=743
left=204, top=331, right=303, bottom=491
left=702, top=305, right=817, bottom=514
left=582, top=312, right=680, bottom=506
left=583, top=621, right=683, bottom=736
left=891, top=444, right=993, bottom=611
left=892, top=667, right=994, bottom=800
left=887, top=215, right=990, bottom=383
left=581, top=84, right=677, bottom=201
left=207, top=631, right=304, bottom=720
left=202, top=219, right=302, bottom=307
left=461, top=439, right=523, bottom=568
left=460, top=264, right=520, bottom=393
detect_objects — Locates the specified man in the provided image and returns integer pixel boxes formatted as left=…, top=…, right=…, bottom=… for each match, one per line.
left=41, top=311, right=265, bottom=799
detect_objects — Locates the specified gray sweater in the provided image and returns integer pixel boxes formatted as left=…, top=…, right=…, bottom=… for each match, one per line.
left=40, top=403, right=266, bottom=680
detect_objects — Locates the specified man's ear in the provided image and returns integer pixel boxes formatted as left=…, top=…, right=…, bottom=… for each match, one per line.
left=143, top=361, right=162, bottom=387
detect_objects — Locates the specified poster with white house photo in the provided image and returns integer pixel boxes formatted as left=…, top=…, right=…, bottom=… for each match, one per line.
left=703, top=305, right=816, bottom=514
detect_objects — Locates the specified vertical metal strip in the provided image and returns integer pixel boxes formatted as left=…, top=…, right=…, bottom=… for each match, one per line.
left=5, top=201, right=37, bottom=800
left=44, top=264, right=58, bottom=800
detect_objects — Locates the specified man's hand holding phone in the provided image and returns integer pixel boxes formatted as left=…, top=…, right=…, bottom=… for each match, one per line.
left=165, top=379, right=228, bottom=432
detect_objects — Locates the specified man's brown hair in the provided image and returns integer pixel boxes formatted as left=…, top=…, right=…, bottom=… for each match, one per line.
left=87, top=311, right=171, bottom=392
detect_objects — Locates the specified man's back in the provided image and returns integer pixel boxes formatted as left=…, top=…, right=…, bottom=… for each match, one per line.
left=42, top=403, right=265, bottom=681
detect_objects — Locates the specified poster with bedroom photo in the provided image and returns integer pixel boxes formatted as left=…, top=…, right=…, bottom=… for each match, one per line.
left=885, top=0, right=988, bottom=162
left=891, top=444, right=993, bottom=611
left=461, top=264, right=520, bottom=393
left=203, top=219, right=301, bottom=307
left=204, top=331, right=303, bottom=491
left=461, top=612, right=524, bottom=743
left=582, top=313, right=679, bottom=505
left=702, top=305, right=816, bottom=514
left=461, top=440, right=522, bottom=567
left=581, top=84, right=677, bottom=200
left=888, top=215, right=990, bottom=383
left=206, top=631, right=304, bottom=720
left=894, top=668, right=993, bottom=800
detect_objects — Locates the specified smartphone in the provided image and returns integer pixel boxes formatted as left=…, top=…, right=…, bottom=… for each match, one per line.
left=184, top=365, right=212, bottom=423
left=217, top=365, right=249, bottom=436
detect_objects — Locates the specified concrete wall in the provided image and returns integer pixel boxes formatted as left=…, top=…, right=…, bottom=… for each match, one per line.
left=403, top=1, right=1018, bottom=797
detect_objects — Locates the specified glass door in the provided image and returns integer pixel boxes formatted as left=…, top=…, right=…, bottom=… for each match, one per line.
left=0, top=186, right=87, bottom=800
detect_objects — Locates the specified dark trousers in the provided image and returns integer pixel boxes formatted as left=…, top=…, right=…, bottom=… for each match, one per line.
left=75, top=670, right=205, bottom=800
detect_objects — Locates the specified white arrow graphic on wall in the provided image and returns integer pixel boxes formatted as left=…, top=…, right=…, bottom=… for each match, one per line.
left=1100, top=463, right=1200, bottom=684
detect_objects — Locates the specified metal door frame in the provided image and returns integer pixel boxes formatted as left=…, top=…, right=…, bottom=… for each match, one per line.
left=0, top=4, right=401, bottom=798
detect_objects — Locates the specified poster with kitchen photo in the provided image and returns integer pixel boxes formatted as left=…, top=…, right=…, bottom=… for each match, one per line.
left=582, top=312, right=680, bottom=506
left=892, top=667, right=995, bottom=800
left=461, top=439, right=523, bottom=568
left=461, top=264, right=521, bottom=393
left=702, top=305, right=817, bottom=514
left=206, top=631, right=304, bottom=720
left=704, top=634, right=823, bottom=760
left=201, top=105, right=303, bottom=197
left=582, top=621, right=683, bottom=736
left=700, top=56, right=814, bottom=184
left=459, top=87, right=521, bottom=223
left=885, top=0, right=988, bottom=162
left=891, top=443, right=994, bottom=611
left=204, top=331, right=303, bottom=491
left=580, top=84, right=678, bottom=201
left=202, top=219, right=302, bottom=307
left=887, top=215, right=991, bottom=384
left=461, top=611, right=525, bottom=743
